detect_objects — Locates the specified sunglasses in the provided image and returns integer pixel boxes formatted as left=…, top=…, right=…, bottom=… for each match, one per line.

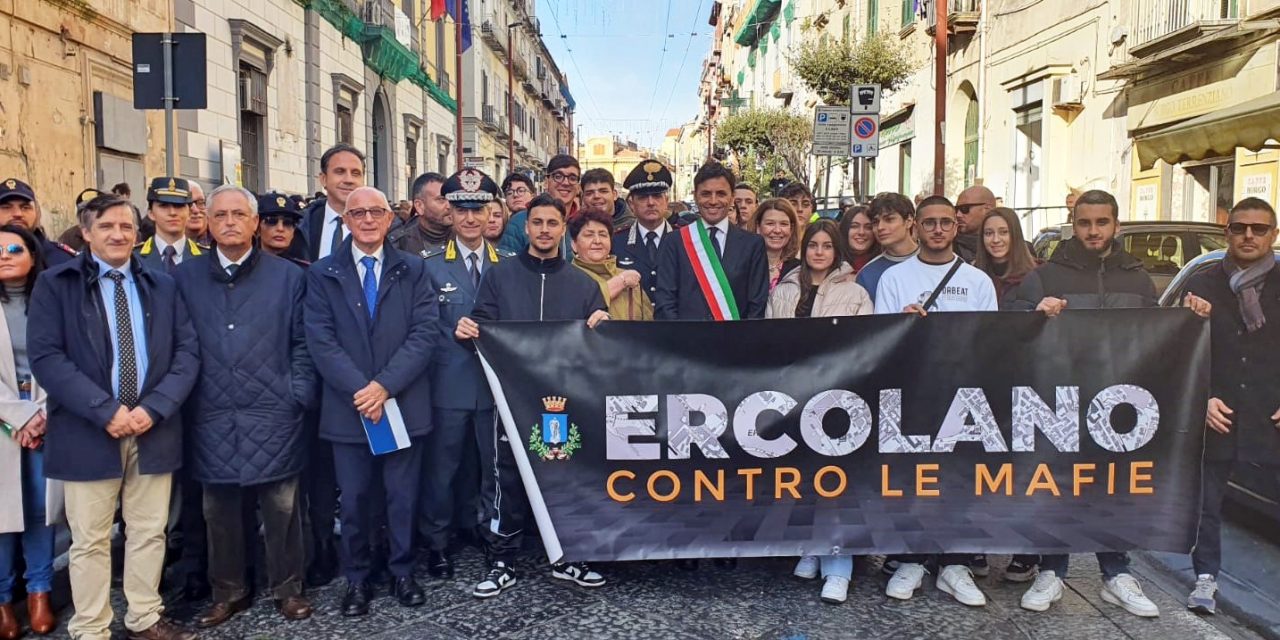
left=1227, top=222, right=1273, bottom=236
left=956, top=203, right=987, bottom=214
left=0, top=244, right=24, bottom=257
left=262, top=216, right=297, bottom=228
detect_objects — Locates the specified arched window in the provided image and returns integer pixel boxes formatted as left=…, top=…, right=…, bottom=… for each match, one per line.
left=963, top=93, right=979, bottom=184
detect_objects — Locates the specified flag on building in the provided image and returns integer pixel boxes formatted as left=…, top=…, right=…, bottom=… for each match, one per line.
left=445, top=0, right=472, bottom=52
left=430, top=0, right=446, bottom=21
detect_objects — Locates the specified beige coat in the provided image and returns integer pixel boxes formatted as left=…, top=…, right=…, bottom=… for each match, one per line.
left=0, top=298, right=57, bottom=533
left=766, top=263, right=874, bottom=318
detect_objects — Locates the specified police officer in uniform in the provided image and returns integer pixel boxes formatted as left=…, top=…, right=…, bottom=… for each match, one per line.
left=258, top=193, right=311, bottom=269
left=612, top=160, right=675, bottom=303
left=136, top=177, right=207, bottom=273
left=0, top=178, right=77, bottom=266
left=418, top=168, right=514, bottom=579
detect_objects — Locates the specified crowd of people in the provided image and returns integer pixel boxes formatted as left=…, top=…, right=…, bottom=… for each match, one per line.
left=0, top=141, right=1268, bottom=640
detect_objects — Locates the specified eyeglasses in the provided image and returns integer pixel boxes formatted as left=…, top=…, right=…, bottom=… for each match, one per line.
left=504, top=186, right=531, bottom=196
left=548, top=172, right=580, bottom=185
left=345, top=207, right=390, bottom=220
left=192, top=199, right=207, bottom=207
left=1227, top=222, right=1274, bottom=236
left=0, top=244, right=24, bottom=257
left=262, top=216, right=297, bottom=228
left=919, top=218, right=957, bottom=231
left=956, top=203, right=989, bottom=214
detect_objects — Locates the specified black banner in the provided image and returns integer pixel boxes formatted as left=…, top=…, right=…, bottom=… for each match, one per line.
left=475, top=309, right=1209, bottom=563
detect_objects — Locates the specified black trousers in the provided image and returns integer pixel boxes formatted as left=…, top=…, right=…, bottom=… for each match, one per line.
left=476, top=413, right=527, bottom=563
left=168, top=461, right=207, bottom=577
left=332, top=440, right=423, bottom=583
left=419, top=408, right=487, bottom=552
left=303, top=426, right=337, bottom=561
left=204, top=476, right=304, bottom=602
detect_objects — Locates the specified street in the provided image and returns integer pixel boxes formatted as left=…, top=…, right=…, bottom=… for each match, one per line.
left=41, top=547, right=1263, bottom=640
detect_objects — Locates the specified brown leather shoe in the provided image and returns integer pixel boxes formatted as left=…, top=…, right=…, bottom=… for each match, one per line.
left=195, top=596, right=251, bottom=628
left=0, top=603, right=19, bottom=640
left=126, top=618, right=197, bottom=640
left=26, top=592, right=55, bottom=635
left=276, top=595, right=313, bottom=621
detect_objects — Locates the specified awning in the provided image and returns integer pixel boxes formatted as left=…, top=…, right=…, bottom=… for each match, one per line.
left=733, top=0, right=782, bottom=46
left=1135, top=92, right=1280, bottom=169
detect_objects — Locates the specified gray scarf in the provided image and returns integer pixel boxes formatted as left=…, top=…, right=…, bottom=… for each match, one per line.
left=1225, top=257, right=1274, bottom=332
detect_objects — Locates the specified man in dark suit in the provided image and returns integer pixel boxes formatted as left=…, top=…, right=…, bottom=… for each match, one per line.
left=419, top=168, right=513, bottom=580
left=613, top=159, right=674, bottom=304
left=29, top=194, right=200, bottom=640
left=293, top=144, right=367, bottom=586
left=134, top=177, right=207, bottom=274
left=654, top=162, right=769, bottom=320
left=304, top=186, right=439, bottom=616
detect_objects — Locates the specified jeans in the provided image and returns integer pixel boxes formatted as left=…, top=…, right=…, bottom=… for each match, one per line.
left=1040, top=552, right=1130, bottom=579
left=0, top=447, right=55, bottom=602
left=820, top=555, right=852, bottom=580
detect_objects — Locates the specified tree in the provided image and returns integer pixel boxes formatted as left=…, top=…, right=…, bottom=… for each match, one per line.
left=716, top=108, right=813, bottom=186
left=788, top=32, right=916, bottom=105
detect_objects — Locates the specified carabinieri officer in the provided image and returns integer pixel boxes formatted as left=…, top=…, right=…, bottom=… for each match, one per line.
left=612, top=159, right=675, bottom=303
left=418, top=168, right=513, bottom=580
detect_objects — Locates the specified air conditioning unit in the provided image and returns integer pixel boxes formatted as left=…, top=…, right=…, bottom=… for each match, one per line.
left=1052, top=75, right=1084, bottom=109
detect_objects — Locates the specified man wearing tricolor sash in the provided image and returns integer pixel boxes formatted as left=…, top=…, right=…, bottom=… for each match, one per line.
left=653, top=163, right=769, bottom=321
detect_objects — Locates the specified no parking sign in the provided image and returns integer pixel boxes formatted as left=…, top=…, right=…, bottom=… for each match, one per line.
left=851, top=115, right=880, bottom=158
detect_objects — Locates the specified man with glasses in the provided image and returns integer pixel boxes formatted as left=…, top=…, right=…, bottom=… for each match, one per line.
left=1186, top=197, right=1275, bottom=616
left=875, top=195, right=996, bottom=609
left=390, top=172, right=451, bottom=258
left=185, top=181, right=211, bottom=245
left=499, top=155, right=581, bottom=255
left=419, top=169, right=514, bottom=582
left=258, top=193, right=311, bottom=269
left=501, top=174, right=535, bottom=214
left=856, top=192, right=920, bottom=301
left=305, top=186, right=440, bottom=616
left=1010, top=189, right=1161, bottom=617
left=954, top=185, right=997, bottom=263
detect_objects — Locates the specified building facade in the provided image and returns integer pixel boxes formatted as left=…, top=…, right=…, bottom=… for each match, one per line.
left=576, top=135, right=660, bottom=187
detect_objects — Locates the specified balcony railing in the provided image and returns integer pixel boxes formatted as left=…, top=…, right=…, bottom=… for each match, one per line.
left=481, top=104, right=498, bottom=131
left=1134, top=0, right=1240, bottom=46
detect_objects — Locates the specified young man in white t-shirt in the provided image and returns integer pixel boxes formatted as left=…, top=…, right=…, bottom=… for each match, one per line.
left=874, top=195, right=996, bottom=608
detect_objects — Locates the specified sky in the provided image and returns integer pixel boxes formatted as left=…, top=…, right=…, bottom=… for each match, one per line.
left=534, top=0, right=713, bottom=151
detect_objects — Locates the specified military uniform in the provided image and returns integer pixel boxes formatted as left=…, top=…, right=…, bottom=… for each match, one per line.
left=134, top=177, right=206, bottom=274
left=612, top=160, right=676, bottom=302
left=0, top=178, right=77, bottom=266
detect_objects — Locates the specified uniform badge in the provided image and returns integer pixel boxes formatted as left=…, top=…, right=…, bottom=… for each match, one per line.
left=529, top=396, right=580, bottom=461
left=618, top=256, right=635, bottom=267
left=3, top=180, right=13, bottom=189
left=167, top=178, right=176, bottom=191
left=643, top=161, right=663, bottom=181
left=441, top=282, right=458, bottom=293
left=276, top=196, right=286, bottom=207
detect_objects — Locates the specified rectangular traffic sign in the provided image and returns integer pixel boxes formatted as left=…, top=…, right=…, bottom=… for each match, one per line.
left=813, top=105, right=851, bottom=156
left=850, top=114, right=880, bottom=158
left=850, top=84, right=881, bottom=115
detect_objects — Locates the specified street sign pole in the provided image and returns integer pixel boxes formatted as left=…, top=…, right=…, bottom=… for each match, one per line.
left=162, top=32, right=175, bottom=176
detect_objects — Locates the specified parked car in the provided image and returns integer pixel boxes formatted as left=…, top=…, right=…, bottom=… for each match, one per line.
left=1160, top=248, right=1280, bottom=525
left=1032, top=221, right=1227, bottom=294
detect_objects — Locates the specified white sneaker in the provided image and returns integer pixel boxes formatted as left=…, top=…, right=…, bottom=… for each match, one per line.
left=1101, top=573, right=1159, bottom=617
left=885, top=562, right=927, bottom=600
left=1187, top=574, right=1217, bottom=615
left=937, top=564, right=987, bottom=606
left=820, top=575, right=849, bottom=604
left=793, top=555, right=819, bottom=580
left=1020, top=570, right=1064, bottom=612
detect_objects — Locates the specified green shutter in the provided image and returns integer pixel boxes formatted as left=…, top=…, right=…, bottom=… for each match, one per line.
left=747, top=47, right=757, bottom=68
left=963, top=100, right=979, bottom=184
left=737, top=70, right=745, bottom=86
left=771, top=21, right=781, bottom=42
left=783, top=0, right=795, bottom=25
left=868, top=0, right=879, bottom=35
left=902, top=0, right=915, bottom=26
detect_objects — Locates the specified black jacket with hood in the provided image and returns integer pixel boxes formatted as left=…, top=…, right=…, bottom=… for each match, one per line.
left=1012, top=237, right=1157, bottom=310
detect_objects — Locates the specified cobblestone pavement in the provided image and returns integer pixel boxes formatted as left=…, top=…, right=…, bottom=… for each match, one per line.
left=42, top=548, right=1265, bottom=640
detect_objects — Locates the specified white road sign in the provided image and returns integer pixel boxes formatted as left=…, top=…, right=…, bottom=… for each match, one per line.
left=813, top=106, right=852, bottom=156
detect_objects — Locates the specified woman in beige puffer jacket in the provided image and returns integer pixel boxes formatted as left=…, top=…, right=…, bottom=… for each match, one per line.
left=766, top=262, right=873, bottom=318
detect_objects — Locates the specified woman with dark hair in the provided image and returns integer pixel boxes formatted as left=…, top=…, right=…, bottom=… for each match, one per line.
left=570, top=208, right=653, bottom=321
left=839, top=205, right=880, bottom=273
left=974, top=207, right=1039, bottom=307
left=0, top=224, right=57, bottom=638
left=751, top=199, right=801, bottom=291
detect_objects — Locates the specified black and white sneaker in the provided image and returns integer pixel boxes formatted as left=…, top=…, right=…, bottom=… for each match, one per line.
left=551, top=562, right=606, bottom=588
left=473, top=561, right=517, bottom=599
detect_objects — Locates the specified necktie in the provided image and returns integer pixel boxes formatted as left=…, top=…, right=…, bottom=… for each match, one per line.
left=467, top=253, right=480, bottom=288
left=329, top=217, right=344, bottom=257
left=162, top=245, right=177, bottom=273
left=645, top=231, right=658, bottom=263
left=226, top=264, right=239, bottom=278
left=105, top=271, right=138, bottom=409
left=360, top=255, right=378, bottom=320
left=708, top=226, right=722, bottom=259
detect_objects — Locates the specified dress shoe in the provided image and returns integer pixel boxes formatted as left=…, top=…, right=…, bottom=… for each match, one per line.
left=183, top=572, right=210, bottom=602
left=27, top=592, right=56, bottom=635
left=0, top=603, right=19, bottom=640
left=126, top=618, right=197, bottom=640
left=195, top=596, right=251, bottom=628
left=425, top=549, right=454, bottom=579
left=394, top=576, right=426, bottom=607
left=341, top=581, right=371, bottom=617
left=275, top=595, right=313, bottom=621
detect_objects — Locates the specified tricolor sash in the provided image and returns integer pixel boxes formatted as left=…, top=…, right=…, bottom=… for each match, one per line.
left=680, top=221, right=740, bottom=321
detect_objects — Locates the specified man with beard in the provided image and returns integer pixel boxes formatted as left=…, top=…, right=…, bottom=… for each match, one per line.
left=613, top=160, right=675, bottom=302
left=0, top=179, right=76, bottom=267
left=953, top=185, right=996, bottom=263
left=390, top=172, right=451, bottom=257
